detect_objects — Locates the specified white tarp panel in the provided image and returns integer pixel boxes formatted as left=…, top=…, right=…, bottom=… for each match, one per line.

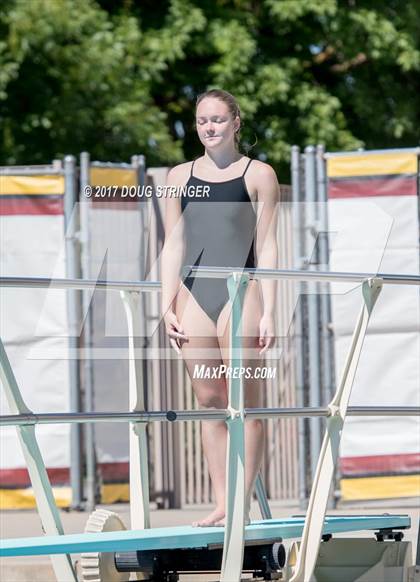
left=328, top=193, right=420, bottom=479
left=0, top=215, right=70, bottom=472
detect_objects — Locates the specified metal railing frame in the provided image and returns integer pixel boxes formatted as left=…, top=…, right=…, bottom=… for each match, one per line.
left=1, top=268, right=419, bottom=582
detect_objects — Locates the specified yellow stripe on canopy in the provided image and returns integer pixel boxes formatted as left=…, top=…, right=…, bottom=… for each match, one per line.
left=341, top=474, right=420, bottom=501
left=0, top=487, right=71, bottom=509
left=90, top=167, right=137, bottom=187
left=327, top=152, right=418, bottom=178
left=0, top=175, right=65, bottom=195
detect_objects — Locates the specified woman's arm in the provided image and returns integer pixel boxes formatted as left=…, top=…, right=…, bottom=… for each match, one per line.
left=160, top=165, right=190, bottom=353
left=255, top=163, right=280, bottom=316
left=160, top=165, right=185, bottom=317
left=254, top=163, right=279, bottom=353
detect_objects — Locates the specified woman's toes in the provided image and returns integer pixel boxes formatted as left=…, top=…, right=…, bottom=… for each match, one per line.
left=192, top=509, right=225, bottom=527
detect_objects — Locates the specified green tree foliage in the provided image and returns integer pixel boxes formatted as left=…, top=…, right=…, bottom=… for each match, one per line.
left=1, top=0, right=419, bottom=176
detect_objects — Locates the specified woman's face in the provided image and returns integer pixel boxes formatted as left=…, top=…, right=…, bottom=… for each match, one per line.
left=195, top=97, right=239, bottom=149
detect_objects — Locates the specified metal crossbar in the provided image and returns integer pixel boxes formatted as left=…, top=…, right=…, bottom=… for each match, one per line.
left=0, top=268, right=419, bottom=582
left=1, top=406, right=419, bottom=427
left=1, top=268, right=420, bottom=289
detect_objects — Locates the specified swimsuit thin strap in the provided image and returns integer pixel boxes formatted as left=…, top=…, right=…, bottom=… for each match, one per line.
left=242, top=158, right=253, bottom=177
left=190, top=159, right=196, bottom=178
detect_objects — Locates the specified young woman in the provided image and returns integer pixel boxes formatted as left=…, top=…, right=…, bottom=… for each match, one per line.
left=161, top=89, right=279, bottom=526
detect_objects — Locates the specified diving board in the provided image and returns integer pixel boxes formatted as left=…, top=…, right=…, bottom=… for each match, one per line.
left=0, top=515, right=410, bottom=558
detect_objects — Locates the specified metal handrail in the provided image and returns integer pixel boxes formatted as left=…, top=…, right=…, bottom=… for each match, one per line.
left=185, top=266, right=420, bottom=285
left=1, top=406, right=419, bottom=427
left=1, top=268, right=420, bottom=290
left=0, top=276, right=159, bottom=291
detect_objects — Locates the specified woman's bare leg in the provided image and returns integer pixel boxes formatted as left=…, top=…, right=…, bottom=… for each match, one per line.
left=175, top=280, right=265, bottom=526
left=215, top=280, right=265, bottom=525
left=175, top=283, right=228, bottom=526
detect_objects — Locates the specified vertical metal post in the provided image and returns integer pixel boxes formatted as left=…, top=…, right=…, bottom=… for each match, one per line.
left=131, top=152, right=151, bottom=516
left=220, top=272, right=249, bottom=582
left=120, top=290, right=150, bottom=530
left=131, top=155, right=148, bottom=411
left=316, top=145, right=336, bottom=405
left=255, top=473, right=272, bottom=519
left=316, top=144, right=338, bottom=509
left=147, top=167, right=165, bottom=505
left=63, top=155, right=83, bottom=509
left=79, top=152, right=97, bottom=512
left=304, top=146, right=322, bottom=484
left=137, top=154, right=146, bottom=188
left=291, top=145, right=308, bottom=509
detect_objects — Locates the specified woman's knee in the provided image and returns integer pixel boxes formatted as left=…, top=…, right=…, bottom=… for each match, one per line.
left=246, top=418, right=264, bottom=435
left=244, top=379, right=263, bottom=409
left=194, top=382, right=227, bottom=409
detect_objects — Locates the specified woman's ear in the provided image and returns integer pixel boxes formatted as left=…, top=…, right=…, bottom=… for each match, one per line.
left=233, top=115, right=241, bottom=133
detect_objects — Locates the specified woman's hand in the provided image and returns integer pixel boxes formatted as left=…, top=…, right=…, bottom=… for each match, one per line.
left=164, top=310, right=188, bottom=355
left=258, top=313, right=275, bottom=354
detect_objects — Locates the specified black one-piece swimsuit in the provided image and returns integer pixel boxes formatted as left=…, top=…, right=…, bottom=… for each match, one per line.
left=180, top=157, right=257, bottom=323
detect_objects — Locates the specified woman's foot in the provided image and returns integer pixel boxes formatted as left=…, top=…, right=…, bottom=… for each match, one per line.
left=214, top=513, right=250, bottom=527
left=192, top=507, right=225, bottom=527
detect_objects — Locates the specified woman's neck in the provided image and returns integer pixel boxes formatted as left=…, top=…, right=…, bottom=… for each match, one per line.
left=202, top=146, right=242, bottom=170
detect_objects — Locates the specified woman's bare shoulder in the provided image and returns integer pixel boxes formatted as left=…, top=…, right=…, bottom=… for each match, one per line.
left=246, top=159, right=279, bottom=203
left=166, top=161, right=194, bottom=184
left=248, top=159, right=278, bottom=181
